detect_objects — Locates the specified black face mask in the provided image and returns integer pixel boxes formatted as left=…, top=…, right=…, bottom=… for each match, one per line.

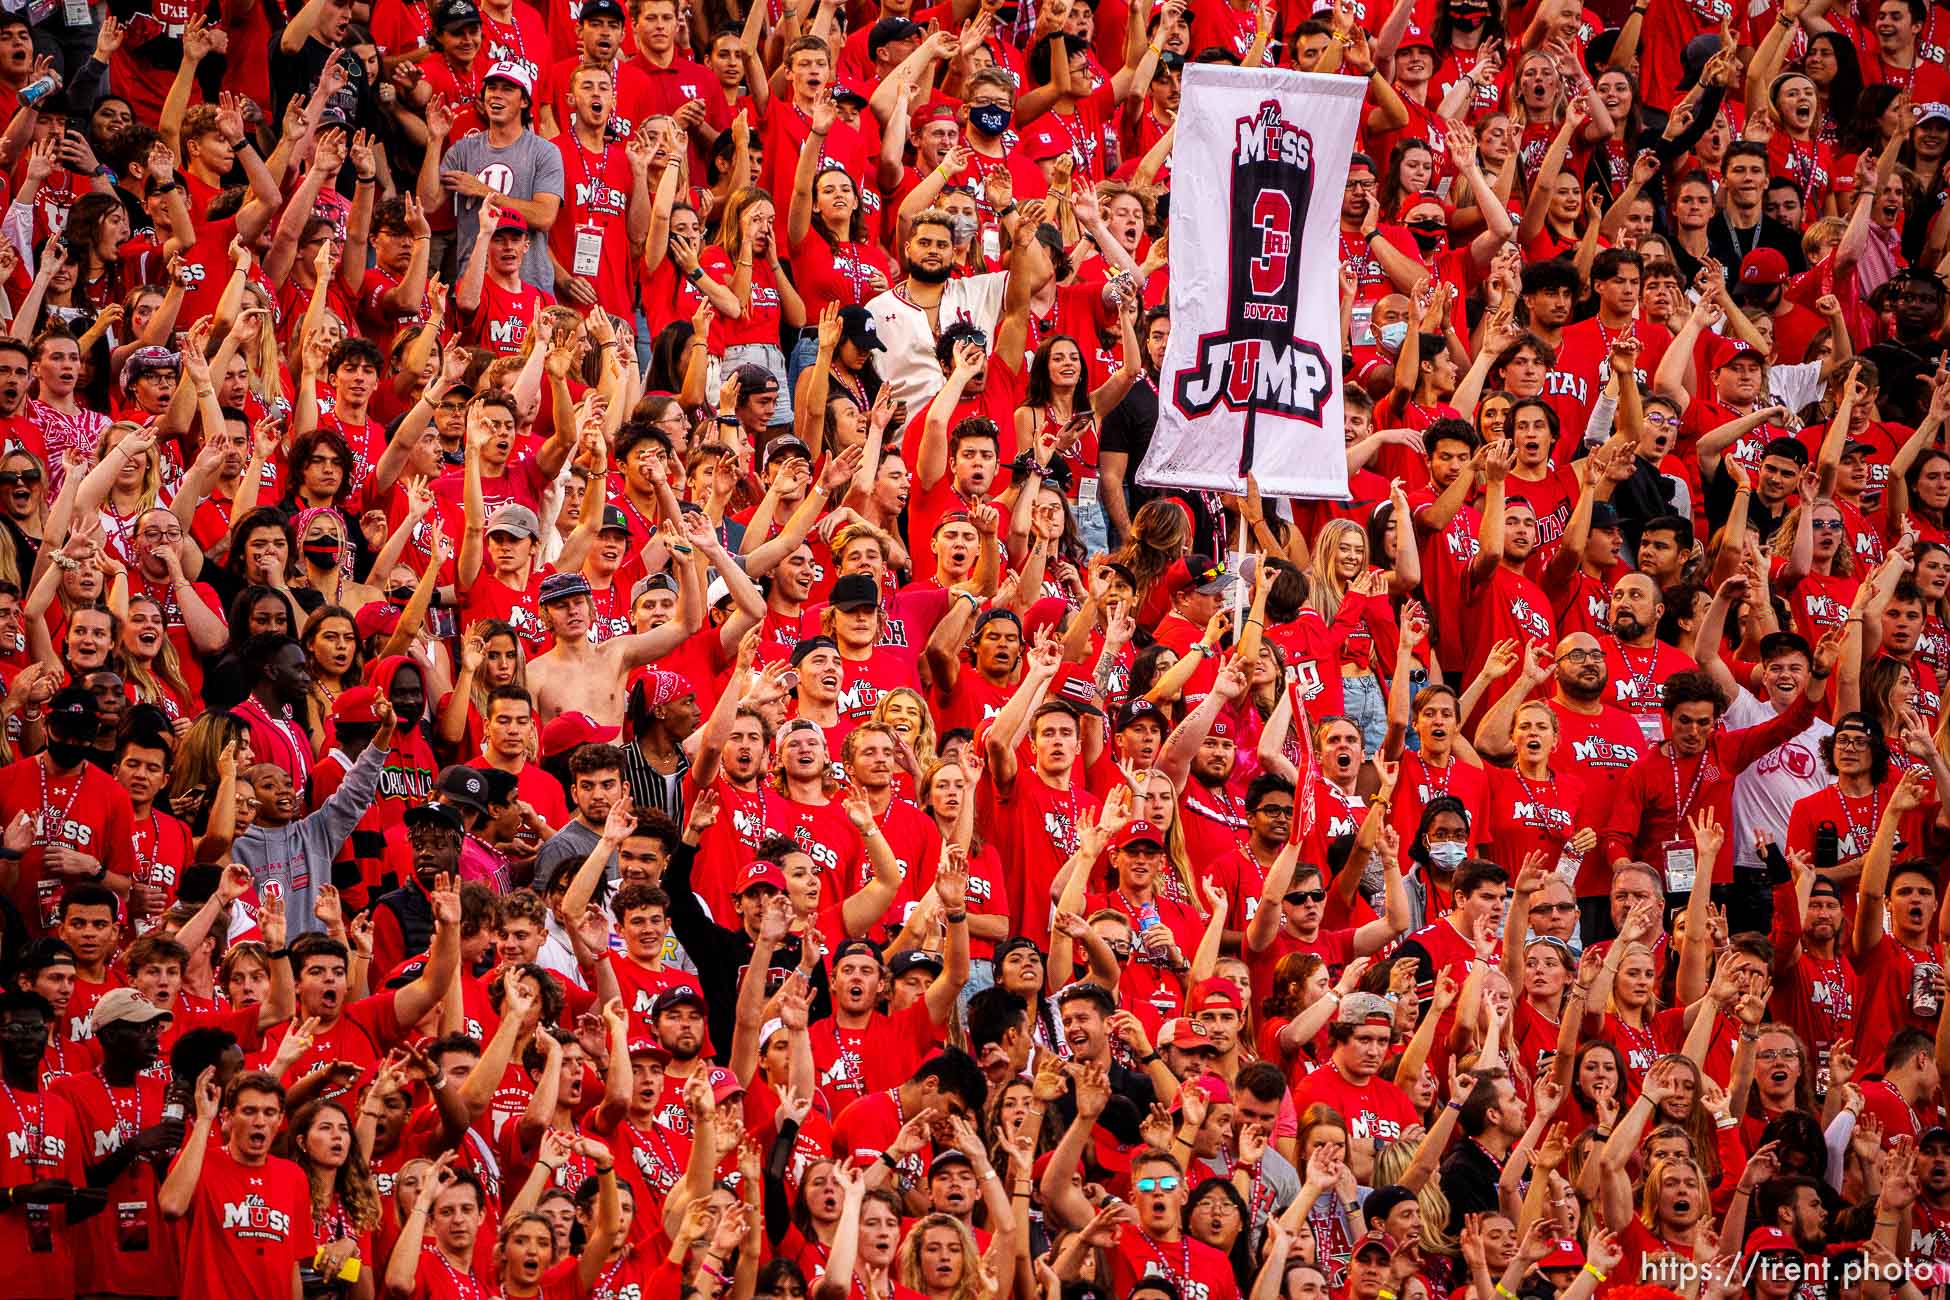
left=968, top=103, right=1012, bottom=137
left=1451, top=11, right=1487, bottom=27
left=46, top=737, right=92, bottom=769
left=301, top=541, right=340, bottom=567
left=1407, top=224, right=1446, bottom=253
left=387, top=585, right=416, bottom=605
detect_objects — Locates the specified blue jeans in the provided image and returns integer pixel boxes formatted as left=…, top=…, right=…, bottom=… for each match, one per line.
left=1343, top=671, right=1387, bottom=754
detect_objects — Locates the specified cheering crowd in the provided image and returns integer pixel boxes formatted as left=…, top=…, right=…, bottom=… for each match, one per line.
left=4, top=0, right=1950, bottom=1293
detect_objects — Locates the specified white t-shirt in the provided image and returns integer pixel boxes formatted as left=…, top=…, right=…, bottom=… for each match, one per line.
left=1725, top=686, right=1835, bottom=868
left=866, top=271, right=1011, bottom=413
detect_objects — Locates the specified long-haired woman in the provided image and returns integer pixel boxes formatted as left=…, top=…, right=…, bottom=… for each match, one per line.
left=288, top=1098, right=381, bottom=1299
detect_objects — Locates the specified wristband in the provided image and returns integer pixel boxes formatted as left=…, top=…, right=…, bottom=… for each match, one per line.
left=685, top=265, right=706, bottom=284
left=981, top=1167, right=1000, bottom=1181
left=1583, top=1265, right=1607, bottom=1283
left=1378, top=1291, right=1397, bottom=1300
left=944, top=909, right=967, bottom=923
left=997, top=201, right=1018, bottom=219
left=878, top=1150, right=900, bottom=1169
left=1715, top=1115, right=1739, bottom=1129
left=1494, top=1286, right=1516, bottom=1300
left=1138, top=1051, right=1161, bottom=1064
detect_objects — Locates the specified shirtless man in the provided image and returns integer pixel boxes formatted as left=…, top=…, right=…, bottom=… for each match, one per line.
left=527, top=570, right=702, bottom=726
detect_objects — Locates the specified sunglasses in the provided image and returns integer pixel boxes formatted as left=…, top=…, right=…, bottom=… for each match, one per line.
left=1812, top=519, right=1844, bottom=532
left=1285, top=888, right=1326, bottom=904
left=0, top=468, right=41, bottom=487
left=1134, top=1176, right=1182, bottom=1192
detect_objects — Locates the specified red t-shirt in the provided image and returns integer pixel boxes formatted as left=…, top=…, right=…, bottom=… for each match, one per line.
left=552, top=132, right=640, bottom=320
left=172, top=1145, right=318, bottom=1300
left=0, top=1080, right=88, bottom=1297
left=0, top=755, right=139, bottom=936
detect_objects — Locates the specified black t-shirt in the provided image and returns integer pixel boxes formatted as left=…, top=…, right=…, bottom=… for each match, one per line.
left=1707, top=214, right=1807, bottom=278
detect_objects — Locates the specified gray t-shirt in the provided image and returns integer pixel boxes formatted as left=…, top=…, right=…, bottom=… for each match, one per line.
left=441, top=128, right=566, bottom=294
left=536, top=819, right=608, bottom=893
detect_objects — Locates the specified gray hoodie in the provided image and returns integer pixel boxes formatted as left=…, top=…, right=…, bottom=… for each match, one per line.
left=232, top=744, right=386, bottom=935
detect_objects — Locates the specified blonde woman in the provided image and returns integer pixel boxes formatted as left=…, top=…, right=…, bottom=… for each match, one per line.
left=439, top=620, right=530, bottom=758
left=1126, top=765, right=1202, bottom=911
left=72, top=421, right=163, bottom=569
left=1307, top=519, right=1398, bottom=752
left=873, top=685, right=937, bottom=795
left=117, top=591, right=195, bottom=723
left=897, top=1210, right=1017, bottom=1300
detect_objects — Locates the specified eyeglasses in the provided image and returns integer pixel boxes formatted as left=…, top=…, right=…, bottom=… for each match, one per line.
left=1644, top=412, right=1679, bottom=429
left=1104, top=940, right=1134, bottom=957
left=1755, top=1048, right=1800, bottom=1062
left=1253, top=803, right=1294, bottom=818
left=137, top=527, right=183, bottom=543
left=1285, top=889, right=1326, bottom=904
left=1833, top=732, right=1872, bottom=749
left=1558, top=649, right=1605, bottom=664
left=0, top=468, right=41, bottom=487
left=1134, top=1176, right=1182, bottom=1192
left=1529, top=901, right=1578, bottom=915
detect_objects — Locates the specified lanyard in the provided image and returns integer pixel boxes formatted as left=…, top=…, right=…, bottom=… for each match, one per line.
left=1613, top=637, right=1658, bottom=703
left=98, top=1071, right=144, bottom=1142
left=36, top=755, right=85, bottom=846
left=434, top=1247, right=487, bottom=1300
left=1, top=1080, right=46, bottom=1159
left=1664, top=741, right=1710, bottom=824
left=572, top=134, right=613, bottom=203
left=1837, top=785, right=1881, bottom=849
left=1137, top=1229, right=1193, bottom=1289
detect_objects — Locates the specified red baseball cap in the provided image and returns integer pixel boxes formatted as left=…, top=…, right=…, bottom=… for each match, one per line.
left=354, top=601, right=401, bottom=642
left=1189, top=976, right=1243, bottom=1014
left=733, top=861, right=789, bottom=895
left=1743, top=1227, right=1799, bottom=1256
left=1160, top=1017, right=1216, bottom=1051
left=1114, top=820, right=1167, bottom=852
left=540, top=711, right=619, bottom=760
left=1399, top=20, right=1433, bottom=48
left=626, top=1038, right=672, bottom=1061
left=1023, top=125, right=1070, bottom=162
left=331, top=685, right=382, bottom=724
left=1709, top=335, right=1763, bottom=372
left=1739, top=247, right=1790, bottom=288
left=1537, top=1238, right=1586, bottom=1269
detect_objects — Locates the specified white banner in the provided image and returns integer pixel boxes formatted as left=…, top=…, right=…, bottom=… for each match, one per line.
left=1137, top=64, right=1364, bottom=499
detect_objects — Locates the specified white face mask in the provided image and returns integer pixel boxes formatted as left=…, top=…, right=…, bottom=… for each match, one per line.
left=1426, top=840, right=1468, bottom=871
left=1378, top=320, right=1408, bottom=351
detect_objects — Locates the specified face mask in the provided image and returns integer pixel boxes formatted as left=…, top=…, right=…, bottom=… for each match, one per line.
left=387, top=584, right=416, bottom=605
left=1378, top=320, right=1408, bottom=350
left=948, top=215, right=978, bottom=247
left=1407, top=224, right=1447, bottom=255
left=46, top=738, right=92, bottom=769
left=1451, top=10, right=1487, bottom=27
left=302, top=540, right=340, bottom=566
left=969, top=104, right=1011, bottom=137
left=1427, top=840, right=1468, bottom=871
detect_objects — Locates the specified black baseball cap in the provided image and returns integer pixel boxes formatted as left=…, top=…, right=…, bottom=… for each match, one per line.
left=838, top=305, right=886, bottom=352
left=830, top=573, right=881, bottom=612
left=435, top=765, right=490, bottom=815
left=46, top=687, right=98, bottom=738
left=1114, top=697, right=1164, bottom=733
left=431, top=0, right=482, bottom=30
left=579, top=0, right=626, bottom=20
left=790, top=635, right=839, bottom=667
left=868, top=16, right=923, bottom=58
